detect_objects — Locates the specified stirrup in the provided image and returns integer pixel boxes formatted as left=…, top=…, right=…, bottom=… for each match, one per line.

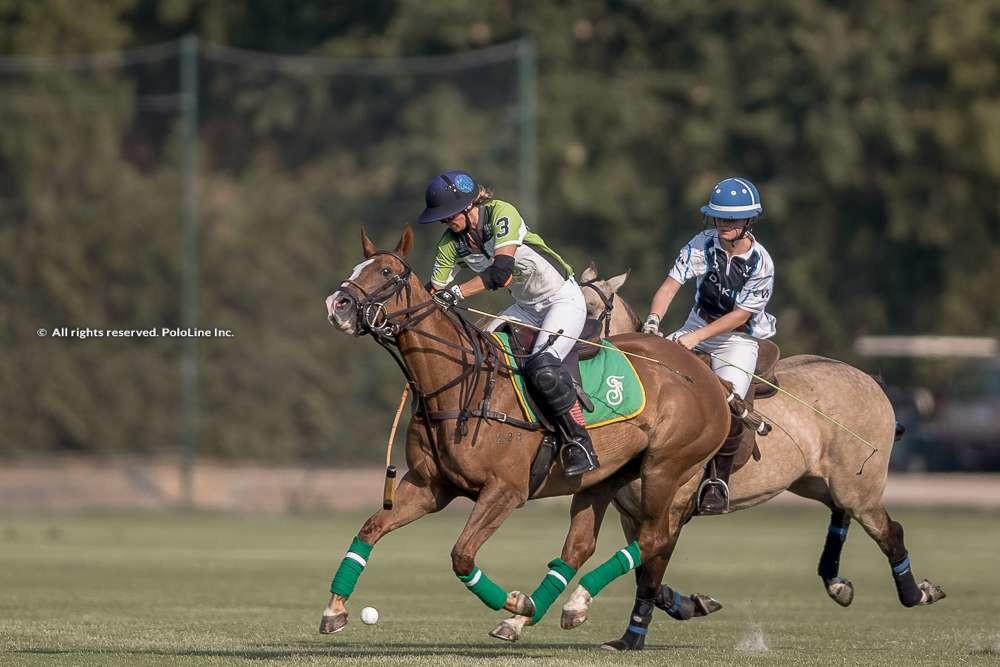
left=560, top=440, right=599, bottom=476
left=696, top=477, right=730, bottom=515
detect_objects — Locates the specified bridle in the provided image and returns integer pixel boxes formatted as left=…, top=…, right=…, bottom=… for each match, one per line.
left=337, top=251, right=430, bottom=339
left=579, top=279, right=615, bottom=338
left=334, top=251, right=538, bottom=444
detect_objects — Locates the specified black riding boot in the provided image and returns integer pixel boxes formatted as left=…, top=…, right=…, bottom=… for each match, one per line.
left=524, top=352, right=600, bottom=477
left=554, top=403, right=599, bottom=476
left=698, top=422, right=742, bottom=515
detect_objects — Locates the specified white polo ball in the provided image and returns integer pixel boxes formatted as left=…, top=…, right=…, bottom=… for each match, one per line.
left=360, top=606, right=379, bottom=625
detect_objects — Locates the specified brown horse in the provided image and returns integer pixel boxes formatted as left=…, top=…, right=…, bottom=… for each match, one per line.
left=546, top=265, right=942, bottom=650
left=321, top=227, right=731, bottom=638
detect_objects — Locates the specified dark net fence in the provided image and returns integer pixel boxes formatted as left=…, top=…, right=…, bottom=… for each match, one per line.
left=2, top=39, right=533, bottom=465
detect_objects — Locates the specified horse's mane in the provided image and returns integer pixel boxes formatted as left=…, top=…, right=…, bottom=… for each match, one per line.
left=616, top=293, right=642, bottom=332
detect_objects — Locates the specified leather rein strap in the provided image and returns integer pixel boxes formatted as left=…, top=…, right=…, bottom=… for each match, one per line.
left=342, top=251, right=535, bottom=447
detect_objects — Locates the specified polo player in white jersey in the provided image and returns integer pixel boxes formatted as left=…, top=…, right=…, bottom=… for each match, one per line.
left=642, top=177, right=776, bottom=514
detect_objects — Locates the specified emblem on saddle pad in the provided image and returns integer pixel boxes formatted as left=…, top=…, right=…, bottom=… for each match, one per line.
left=605, top=375, right=625, bottom=407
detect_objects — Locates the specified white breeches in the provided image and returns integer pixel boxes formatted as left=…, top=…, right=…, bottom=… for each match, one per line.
left=486, top=278, right=587, bottom=361
left=669, top=311, right=760, bottom=398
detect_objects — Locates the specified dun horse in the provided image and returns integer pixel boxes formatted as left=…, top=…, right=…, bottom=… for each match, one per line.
left=500, top=263, right=943, bottom=650
left=322, top=227, right=732, bottom=639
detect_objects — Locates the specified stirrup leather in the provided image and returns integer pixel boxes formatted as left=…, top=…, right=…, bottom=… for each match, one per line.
left=697, top=477, right=730, bottom=513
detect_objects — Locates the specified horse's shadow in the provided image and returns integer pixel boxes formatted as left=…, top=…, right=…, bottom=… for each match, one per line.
left=13, top=640, right=707, bottom=659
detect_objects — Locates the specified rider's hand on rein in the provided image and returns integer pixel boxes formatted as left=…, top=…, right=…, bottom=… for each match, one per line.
left=433, top=284, right=464, bottom=311
left=642, top=313, right=661, bottom=336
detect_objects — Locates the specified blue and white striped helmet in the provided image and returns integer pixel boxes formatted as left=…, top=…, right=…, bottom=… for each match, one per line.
left=700, top=177, right=763, bottom=220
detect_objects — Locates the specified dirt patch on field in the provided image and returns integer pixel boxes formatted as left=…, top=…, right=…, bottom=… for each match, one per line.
left=1, top=457, right=998, bottom=512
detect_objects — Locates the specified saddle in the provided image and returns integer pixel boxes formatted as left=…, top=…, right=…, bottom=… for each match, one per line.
left=496, top=318, right=615, bottom=496
left=498, top=318, right=604, bottom=410
left=501, top=317, right=605, bottom=363
left=695, top=338, right=781, bottom=472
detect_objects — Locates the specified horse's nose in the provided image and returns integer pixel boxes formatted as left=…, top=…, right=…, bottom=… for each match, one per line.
left=326, top=291, right=356, bottom=322
left=335, top=293, right=354, bottom=313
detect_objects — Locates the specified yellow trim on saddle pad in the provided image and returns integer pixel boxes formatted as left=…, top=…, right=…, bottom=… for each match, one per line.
left=490, top=332, right=646, bottom=429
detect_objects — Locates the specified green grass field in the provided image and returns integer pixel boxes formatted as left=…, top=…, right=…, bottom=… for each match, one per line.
left=1, top=503, right=998, bottom=665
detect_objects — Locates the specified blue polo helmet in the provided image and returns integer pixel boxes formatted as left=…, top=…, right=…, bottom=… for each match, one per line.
left=700, top=177, right=763, bottom=220
left=417, top=170, right=478, bottom=224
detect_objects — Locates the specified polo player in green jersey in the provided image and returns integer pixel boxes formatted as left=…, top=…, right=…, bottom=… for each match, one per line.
left=418, top=170, right=599, bottom=476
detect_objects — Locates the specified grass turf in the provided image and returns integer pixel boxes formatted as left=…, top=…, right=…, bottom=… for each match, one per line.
left=1, top=503, right=998, bottom=665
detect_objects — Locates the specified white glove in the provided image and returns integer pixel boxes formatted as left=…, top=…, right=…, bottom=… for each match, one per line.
left=641, top=313, right=661, bottom=336
left=432, top=284, right=464, bottom=310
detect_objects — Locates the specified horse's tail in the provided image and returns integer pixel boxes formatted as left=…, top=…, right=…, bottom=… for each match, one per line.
left=868, top=373, right=906, bottom=442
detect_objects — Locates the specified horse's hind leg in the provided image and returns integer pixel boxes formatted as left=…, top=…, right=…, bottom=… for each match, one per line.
left=493, top=473, right=623, bottom=641
left=850, top=503, right=946, bottom=607
left=601, top=479, right=720, bottom=652
left=817, top=508, right=855, bottom=606
left=562, top=470, right=697, bottom=633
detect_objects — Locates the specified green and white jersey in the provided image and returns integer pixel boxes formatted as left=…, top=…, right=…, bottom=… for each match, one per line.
left=430, top=199, right=574, bottom=305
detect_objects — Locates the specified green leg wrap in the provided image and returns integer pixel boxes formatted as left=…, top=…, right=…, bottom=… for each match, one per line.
left=579, top=541, right=641, bottom=598
left=329, top=536, right=374, bottom=598
left=528, top=558, right=577, bottom=624
left=458, top=566, right=508, bottom=610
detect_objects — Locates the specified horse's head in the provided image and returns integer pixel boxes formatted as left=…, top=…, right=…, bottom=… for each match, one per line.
left=326, top=226, right=423, bottom=336
left=579, top=261, right=630, bottom=321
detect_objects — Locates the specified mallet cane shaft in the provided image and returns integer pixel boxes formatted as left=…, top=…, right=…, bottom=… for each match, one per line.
left=382, top=384, right=409, bottom=509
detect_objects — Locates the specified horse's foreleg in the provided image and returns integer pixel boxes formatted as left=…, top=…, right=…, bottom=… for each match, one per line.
left=319, top=471, right=454, bottom=634
left=503, top=482, right=616, bottom=624
left=450, top=483, right=524, bottom=612
left=851, top=503, right=945, bottom=607
left=817, top=508, right=855, bottom=606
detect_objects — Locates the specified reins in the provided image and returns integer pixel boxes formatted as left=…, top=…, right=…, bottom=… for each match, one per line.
left=455, top=305, right=697, bottom=384
left=458, top=300, right=880, bottom=472
left=572, top=279, right=879, bottom=475
left=339, top=252, right=538, bottom=449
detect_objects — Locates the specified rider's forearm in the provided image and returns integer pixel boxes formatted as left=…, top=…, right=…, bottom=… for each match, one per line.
left=647, top=277, right=682, bottom=319
left=456, top=275, right=487, bottom=299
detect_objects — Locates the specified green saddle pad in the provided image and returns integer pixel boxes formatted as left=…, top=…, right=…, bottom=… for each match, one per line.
left=491, top=332, right=646, bottom=429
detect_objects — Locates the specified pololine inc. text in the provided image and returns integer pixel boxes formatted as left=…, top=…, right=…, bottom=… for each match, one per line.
left=46, top=328, right=234, bottom=339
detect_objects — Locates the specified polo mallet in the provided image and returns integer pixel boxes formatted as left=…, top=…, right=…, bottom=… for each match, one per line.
left=382, top=384, right=409, bottom=509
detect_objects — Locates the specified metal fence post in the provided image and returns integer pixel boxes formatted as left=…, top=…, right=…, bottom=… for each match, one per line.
left=180, top=34, right=200, bottom=508
left=518, top=37, right=538, bottom=226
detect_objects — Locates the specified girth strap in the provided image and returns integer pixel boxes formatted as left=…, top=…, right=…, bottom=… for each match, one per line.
left=425, top=409, right=541, bottom=432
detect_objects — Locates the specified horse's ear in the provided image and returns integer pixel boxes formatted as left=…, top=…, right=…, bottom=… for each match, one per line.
left=361, top=227, right=378, bottom=258
left=606, top=269, right=630, bottom=293
left=580, top=261, right=597, bottom=283
left=394, top=225, right=414, bottom=257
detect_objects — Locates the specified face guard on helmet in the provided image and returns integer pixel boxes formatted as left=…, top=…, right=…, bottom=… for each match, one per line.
left=700, top=177, right=763, bottom=239
left=417, top=170, right=478, bottom=224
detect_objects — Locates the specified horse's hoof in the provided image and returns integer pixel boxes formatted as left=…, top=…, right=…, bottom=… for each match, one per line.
left=560, top=586, right=592, bottom=630
left=561, top=608, right=588, bottom=630
left=918, top=579, right=946, bottom=605
left=489, top=617, right=524, bottom=642
left=600, top=635, right=645, bottom=651
left=691, top=593, right=723, bottom=616
left=319, top=611, right=348, bottom=634
left=824, top=577, right=854, bottom=607
left=504, top=590, right=535, bottom=617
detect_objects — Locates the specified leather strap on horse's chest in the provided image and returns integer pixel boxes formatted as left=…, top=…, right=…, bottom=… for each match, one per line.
left=425, top=409, right=541, bottom=432
left=425, top=411, right=555, bottom=498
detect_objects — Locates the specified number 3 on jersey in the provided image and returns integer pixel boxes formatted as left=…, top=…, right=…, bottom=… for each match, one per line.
left=495, top=216, right=510, bottom=238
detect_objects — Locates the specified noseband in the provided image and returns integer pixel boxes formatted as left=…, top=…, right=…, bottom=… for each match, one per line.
left=337, top=251, right=432, bottom=338
left=335, top=250, right=521, bottom=443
